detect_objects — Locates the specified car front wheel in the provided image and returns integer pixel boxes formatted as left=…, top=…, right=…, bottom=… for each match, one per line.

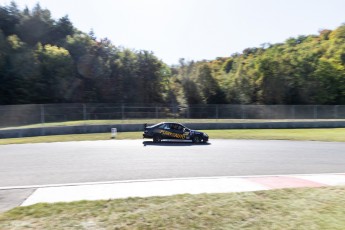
left=192, top=135, right=201, bottom=143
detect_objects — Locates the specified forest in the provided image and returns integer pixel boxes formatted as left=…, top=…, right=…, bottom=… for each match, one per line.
left=0, top=2, right=345, bottom=105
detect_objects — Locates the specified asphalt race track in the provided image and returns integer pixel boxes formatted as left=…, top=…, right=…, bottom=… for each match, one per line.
left=1, top=139, right=345, bottom=188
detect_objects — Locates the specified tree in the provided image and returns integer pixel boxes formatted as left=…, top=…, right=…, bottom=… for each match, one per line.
left=136, top=50, right=169, bottom=104
left=311, top=58, right=344, bottom=104
left=17, top=3, right=54, bottom=46
left=222, top=58, right=233, bottom=73
left=48, top=15, right=74, bottom=45
left=197, top=64, right=226, bottom=104
left=34, top=44, right=74, bottom=102
left=0, top=2, right=20, bottom=36
left=2, top=35, right=40, bottom=104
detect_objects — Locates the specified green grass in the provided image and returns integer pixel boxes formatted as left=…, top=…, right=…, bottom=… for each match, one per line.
left=0, top=128, right=345, bottom=145
left=207, top=128, right=345, bottom=142
left=1, top=186, right=345, bottom=229
left=0, top=132, right=140, bottom=145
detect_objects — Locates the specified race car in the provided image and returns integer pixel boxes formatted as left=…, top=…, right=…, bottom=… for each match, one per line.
left=143, top=122, right=209, bottom=143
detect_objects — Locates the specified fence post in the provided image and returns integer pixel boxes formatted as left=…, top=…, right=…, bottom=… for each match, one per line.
left=216, top=105, right=219, bottom=119
left=121, top=105, right=125, bottom=120
left=40, top=104, right=45, bottom=125
left=241, top=105, right=245, bottom=119
left=334, top=105, right=338, bottom=119
left=83, top=104, right=87, bottom=120
left=291, top=105, right=295, bottom=119
left=186, top=106, right=190, bottom=118
left=40, top=104, right=45, bottom=136
left=155, top=106, right=158, bottom=119
left=314, top=105, right=318, bottom=119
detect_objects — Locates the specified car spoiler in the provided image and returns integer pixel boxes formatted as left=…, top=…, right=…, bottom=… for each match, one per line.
left=144, top=123, right=147, bottom=129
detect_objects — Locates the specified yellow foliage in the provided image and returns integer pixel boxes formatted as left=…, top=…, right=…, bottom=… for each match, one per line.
left=7, top=35, right=23, bottom=50
left=43, top=44, right=70, bottom=57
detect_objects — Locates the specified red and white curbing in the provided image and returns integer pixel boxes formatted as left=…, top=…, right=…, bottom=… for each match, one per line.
left=21, top=173, right=345, bottom=206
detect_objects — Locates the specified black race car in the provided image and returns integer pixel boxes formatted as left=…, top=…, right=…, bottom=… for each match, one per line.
left=143, top=122, right=209, bottom=143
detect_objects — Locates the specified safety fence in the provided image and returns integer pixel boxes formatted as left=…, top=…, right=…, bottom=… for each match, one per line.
left=0, top=104, right=345, bottom=128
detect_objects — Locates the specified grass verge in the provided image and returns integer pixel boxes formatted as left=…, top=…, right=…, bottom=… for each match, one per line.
left=0, top=132, right=139, bottom=145
left=1, top=186, right=345, bottom=229
left=207, top=128, right=345, bottom=142
left=0, top=128, right=345, bottom=145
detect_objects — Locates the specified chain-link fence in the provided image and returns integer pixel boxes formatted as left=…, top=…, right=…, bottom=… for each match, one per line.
left=0, top=104, right=345, bottom=128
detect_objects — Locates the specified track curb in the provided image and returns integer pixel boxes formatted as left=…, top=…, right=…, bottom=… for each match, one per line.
left=19, top=173, right=345, bottom=206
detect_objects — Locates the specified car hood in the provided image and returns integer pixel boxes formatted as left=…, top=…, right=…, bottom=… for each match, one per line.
left=190, top=130, right=207, bottom=135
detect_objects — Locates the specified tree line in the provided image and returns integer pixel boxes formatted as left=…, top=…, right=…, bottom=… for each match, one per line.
left=171, top=27, right=345, bottom=105
left=0, top=2, right=170, bottom=105
left=0, top=2, right=345, bottom=106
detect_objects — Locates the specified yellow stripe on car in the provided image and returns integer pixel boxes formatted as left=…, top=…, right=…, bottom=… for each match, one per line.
left=160, top=130, right=187, bottom=139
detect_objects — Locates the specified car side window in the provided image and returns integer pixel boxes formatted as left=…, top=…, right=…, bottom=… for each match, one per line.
left=162, top=124, right=171, bottom=130
left=158, top=124, right=166, bottom=129
left=173, top=124, right=181, bottom=131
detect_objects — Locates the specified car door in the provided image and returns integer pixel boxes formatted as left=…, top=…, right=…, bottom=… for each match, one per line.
left=168, top=123, right=180, bottom=140
left=160, top=123, right=173, bottom=139
left=182, top=126, right=192, bottom=140
left=171, top=123, right=188, bottom=140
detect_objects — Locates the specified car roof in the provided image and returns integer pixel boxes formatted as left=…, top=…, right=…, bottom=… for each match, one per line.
left=155, top=122, right=184, bottom=126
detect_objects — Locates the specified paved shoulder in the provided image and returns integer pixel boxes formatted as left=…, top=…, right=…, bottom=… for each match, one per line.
left=20, top=173, right=345, bottom=206
left=0, top=189, right=35, bottom=212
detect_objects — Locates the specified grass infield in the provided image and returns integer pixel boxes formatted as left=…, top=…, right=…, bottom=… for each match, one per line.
left=1, top=186, right=345, bottom=229
left=0, top=128, right=345, bottom=145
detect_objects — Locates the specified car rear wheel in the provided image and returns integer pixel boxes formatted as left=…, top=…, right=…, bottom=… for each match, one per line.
left=153, top=134, right=162, bottom=143
left=192, top=135, right=201, bottom=143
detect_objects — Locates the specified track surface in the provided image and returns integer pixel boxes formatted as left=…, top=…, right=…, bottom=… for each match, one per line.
left=1, top=139, right=345, bottom=188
